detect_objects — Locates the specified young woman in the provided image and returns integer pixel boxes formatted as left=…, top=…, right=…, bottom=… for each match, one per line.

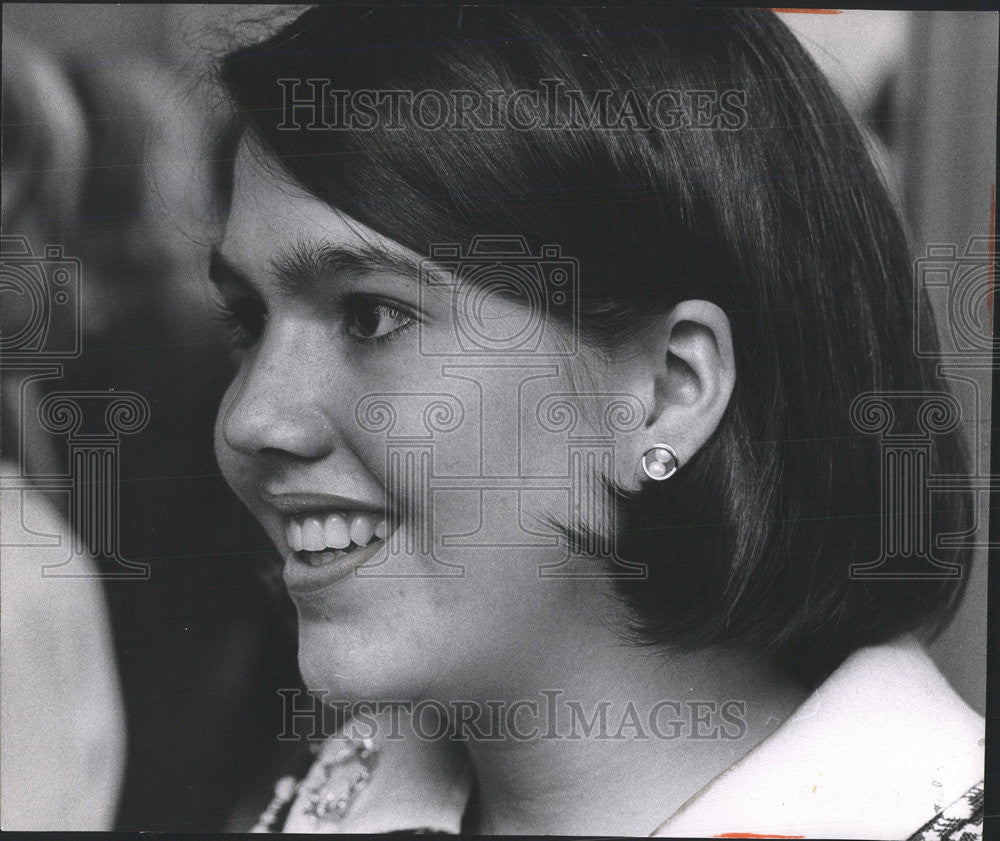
left=210, top=7, right=984, bottom=836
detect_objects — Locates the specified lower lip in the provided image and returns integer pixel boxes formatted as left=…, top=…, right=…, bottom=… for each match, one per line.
left=282, top=538, right=388, bottom=596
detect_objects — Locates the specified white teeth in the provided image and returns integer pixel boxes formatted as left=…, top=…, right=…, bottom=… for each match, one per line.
left=349, top=514, right=375, bottom=547
left=302, top=517, right=325, bottom=552
left=287, top=520, right=303, bottom=552
left=286, top=511, right=389, bottom=555
left=323, top=513, right=351, bottom=549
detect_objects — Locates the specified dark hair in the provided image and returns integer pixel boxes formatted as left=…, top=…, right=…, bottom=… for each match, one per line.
left=218, top=6, right=972, bottom=686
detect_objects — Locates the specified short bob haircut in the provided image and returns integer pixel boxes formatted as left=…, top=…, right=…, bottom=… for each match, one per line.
left=218, top=6, right=972, bottom=687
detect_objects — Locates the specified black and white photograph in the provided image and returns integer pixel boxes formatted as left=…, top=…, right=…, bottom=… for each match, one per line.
left=1, top=3, right=996, bottom=838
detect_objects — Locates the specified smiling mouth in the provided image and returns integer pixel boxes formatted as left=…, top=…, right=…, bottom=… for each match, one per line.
left=286, top=511, right=388, bottom=567
left=281, top=510, right=392, bottom=595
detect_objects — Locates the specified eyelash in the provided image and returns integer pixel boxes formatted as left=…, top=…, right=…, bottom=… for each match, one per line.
left=348, top=300, right=417, bottom=346
left=211, top=294, right=418, bottom=350
left=212, top=298, right=266, bottom=351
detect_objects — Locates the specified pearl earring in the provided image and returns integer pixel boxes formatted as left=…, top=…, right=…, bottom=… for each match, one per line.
left=641, top=443, right=679, bottom=481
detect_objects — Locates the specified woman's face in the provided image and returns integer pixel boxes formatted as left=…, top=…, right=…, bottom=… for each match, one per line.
left=214, top=139, right=642, bottom=703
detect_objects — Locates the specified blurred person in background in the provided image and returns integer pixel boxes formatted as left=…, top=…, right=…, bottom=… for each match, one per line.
left=2, top=31, right=301, bottom=831
left=1, top=34, right=126, bottom=830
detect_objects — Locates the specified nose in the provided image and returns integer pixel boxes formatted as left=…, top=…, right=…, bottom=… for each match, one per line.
left=219, top=334, right=337, bottom=462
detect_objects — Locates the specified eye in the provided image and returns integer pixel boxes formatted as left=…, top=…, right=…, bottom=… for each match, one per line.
left=212, top=297, right=267, bottom=350
left=344, top=297, right=416, bottom=344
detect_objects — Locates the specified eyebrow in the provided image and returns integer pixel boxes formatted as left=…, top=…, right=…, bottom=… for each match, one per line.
left=209, top=239, right=426, bottom=297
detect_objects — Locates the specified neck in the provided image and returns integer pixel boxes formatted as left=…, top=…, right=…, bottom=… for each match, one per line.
left=460, top=635, right=809, bottom=835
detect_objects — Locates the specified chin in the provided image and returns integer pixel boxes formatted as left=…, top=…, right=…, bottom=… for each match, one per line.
left=294, top=619, right=429, bottom=708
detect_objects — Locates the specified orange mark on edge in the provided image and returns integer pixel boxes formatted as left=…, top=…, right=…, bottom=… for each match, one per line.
left=770, top=8, right=842, bottom=14
left=714, top=835, right=805, bottom=839
left=988, top=183, right=995, bottom=320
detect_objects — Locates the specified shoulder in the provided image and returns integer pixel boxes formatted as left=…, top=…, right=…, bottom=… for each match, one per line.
left=655, top=636, right=984, bottom=839
left=0, top=482, right=114, bottom=649
left=0, top=479, right=126, bottom=830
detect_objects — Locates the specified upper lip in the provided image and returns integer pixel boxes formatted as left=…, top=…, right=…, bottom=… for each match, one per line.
left=261, top=491, right=386, bottom=517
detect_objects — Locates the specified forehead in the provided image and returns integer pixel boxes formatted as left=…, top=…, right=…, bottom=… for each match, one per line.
left=219, top=136, right=421, bottom=275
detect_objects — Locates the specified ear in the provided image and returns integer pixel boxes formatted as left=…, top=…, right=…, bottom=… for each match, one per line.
left=626, top=300, right=735, bottom=486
